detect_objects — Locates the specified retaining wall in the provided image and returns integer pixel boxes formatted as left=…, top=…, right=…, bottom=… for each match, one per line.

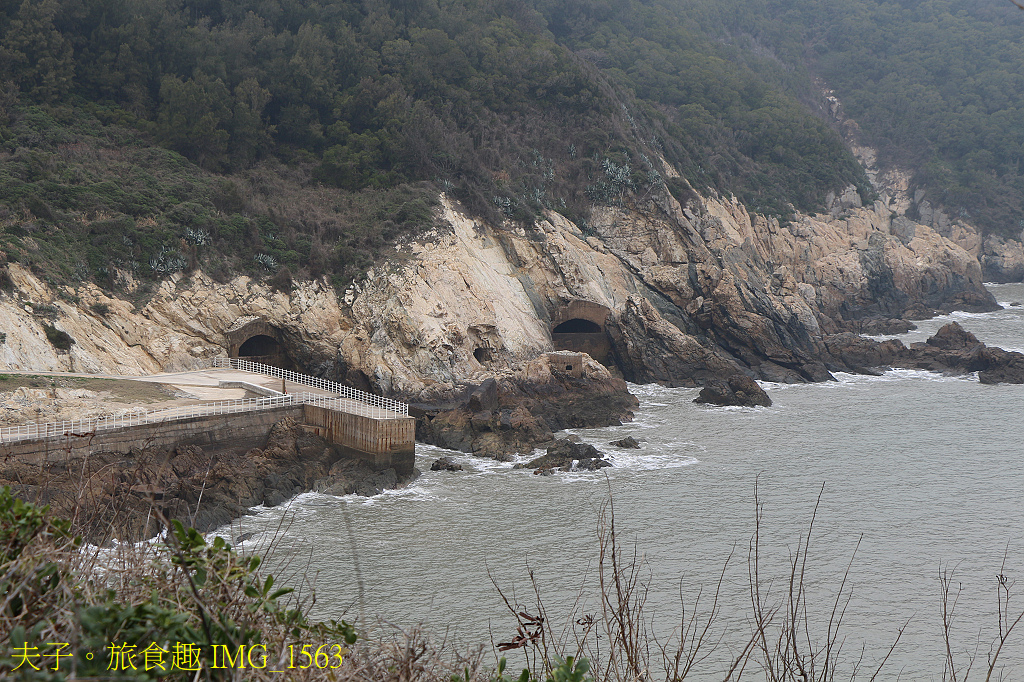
left=0, top=406, right=306, bottom=464
left=1, top=405, right=416, bottom=476
left=302, top=405, right=416, bottom=476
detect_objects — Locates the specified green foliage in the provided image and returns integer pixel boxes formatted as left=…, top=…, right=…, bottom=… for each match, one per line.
left=0, top=487, right=75, bottom=565
left=0, top=490, right=357, bottom=680
left=680, top=0, right=1024, bottom=236
left=0, top=0, right=868, bottom=248
left=41, top=323, right=72, bottom=351
left=21, top=0, right=1010, bottom=292
left=547, top=656, right=591, bottom=682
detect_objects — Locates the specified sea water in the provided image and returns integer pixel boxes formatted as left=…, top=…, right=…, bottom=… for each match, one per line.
left=221, top=283, right=1024, bottom=680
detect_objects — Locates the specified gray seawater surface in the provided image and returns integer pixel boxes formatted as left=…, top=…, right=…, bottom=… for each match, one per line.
left=223, top=284, right=1024, bottom=679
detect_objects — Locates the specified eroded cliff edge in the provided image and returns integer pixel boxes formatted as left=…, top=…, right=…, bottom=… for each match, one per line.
left=0, top=175, right=1007, bottom=457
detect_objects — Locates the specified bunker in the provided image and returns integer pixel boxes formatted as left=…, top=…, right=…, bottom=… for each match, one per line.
left=550, top=300, right=613, bottom=365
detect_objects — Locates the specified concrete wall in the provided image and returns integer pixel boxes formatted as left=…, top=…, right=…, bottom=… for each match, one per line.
left=0, top=406, right=306, bottom=464
left=302, top=405, right=416, bottom=476
left=550, top=300, right=612, bottom=330
left=550, top=300, right=613, bottom=364
left=551, top=332, right=612, bottom=365
left=0, top=404, right=416, bottom=477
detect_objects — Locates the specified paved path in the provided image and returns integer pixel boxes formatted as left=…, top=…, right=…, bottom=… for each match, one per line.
left=0, top=368, right=338, bottom=410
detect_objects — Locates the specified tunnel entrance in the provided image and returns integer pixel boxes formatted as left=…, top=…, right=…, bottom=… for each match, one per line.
left=550, top=301, right=613, bottom=366
left=238, top=334, right=280, bottom=357
left=552, top=318, right=602, bottom=334
left=225, top=317, right=297, bottom=370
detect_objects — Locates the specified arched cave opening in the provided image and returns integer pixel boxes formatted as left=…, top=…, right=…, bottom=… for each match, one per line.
left=238, top=334, right=280, bottom=357
left=474, top=347, right=492, bottom=363
left=552, top=318, right=602, bottom=334
left=551, top=317, right=613, bottom=367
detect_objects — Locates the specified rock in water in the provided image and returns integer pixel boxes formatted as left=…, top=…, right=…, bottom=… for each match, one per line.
left=610, top=436, right=641, bottom=448
left=693, top=374, right=772, bottom=407
left=524, top=438, right=612, bottom=471
left=926, top=322, right=981, bottom=350
left=576, top=457, right=613, bottom=471
left=430, top=456, right=464, bottom=472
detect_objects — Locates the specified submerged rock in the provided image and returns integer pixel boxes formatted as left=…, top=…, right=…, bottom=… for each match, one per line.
left=574, top=457, right=613, bottom=471
left=694, top=374, right=772, bottom=407
left=610, top=436, right=641, bottom=449
left=430, top=456, right=464, bottom=472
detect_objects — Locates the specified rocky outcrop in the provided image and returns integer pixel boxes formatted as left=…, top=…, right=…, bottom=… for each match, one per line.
left=430, top=456, right=464, bottom=472
left=335, top=186, right=996, bottom=392
left=0, top=264, right=344, bottom=375
left=415, top=352, right=638, bottom=459
left=610, top=436, right=641, bottom=449
left=0, top=418, right=417, bottom=542
left=693, top=374, right=773, bottom=408
left=823, top=322, right=1024, bottom=384
left=517, top=439, right=612, bottom=473
left=606, top=295, right=742, bottom=387
left=982, top=234, right=1024, bottom=283
left=0, top=160, right=1004, bottom=404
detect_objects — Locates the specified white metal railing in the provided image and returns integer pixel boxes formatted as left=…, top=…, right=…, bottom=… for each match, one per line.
left=209, top=357, right=408, bottom=416
left=0, top=390, right=406, bottom=446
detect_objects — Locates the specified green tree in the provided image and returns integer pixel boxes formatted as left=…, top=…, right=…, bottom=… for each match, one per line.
left=0, top=0, right=73, bottom=103
left=156, top=73, right=232, bottom=170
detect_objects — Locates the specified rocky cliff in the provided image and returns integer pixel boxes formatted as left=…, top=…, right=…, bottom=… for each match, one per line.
left=0, top=176, right=998, bottom=396
left=827, top=87, right=1024, bottom=284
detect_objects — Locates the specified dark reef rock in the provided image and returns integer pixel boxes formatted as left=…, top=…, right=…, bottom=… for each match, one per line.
left=838, top=318, right=918, bottom=335
left=520, top=439, right=612, bottom=473
left=694, top=374, right=772, bottom=407
left=610, top=436, right=641, bottom=449
left=430, top=456, right=464, bottom=472
left=575, top=457, right=613, bottom=471
left=415, top=353, right=638, bottom=459
left=977, top=347, right=1024, bottom=384
left=823, top=322, right=1024, bottom=384
left=926, top=322, right=981, bottom=350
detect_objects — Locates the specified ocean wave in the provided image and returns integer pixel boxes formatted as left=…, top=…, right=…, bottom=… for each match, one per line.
left=825, top=368, right=978, bottom=385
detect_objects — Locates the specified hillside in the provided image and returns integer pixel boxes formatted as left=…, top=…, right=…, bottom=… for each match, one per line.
left=0, top=0, right=1021, bottom=403
left=676, top=0, right=1024, bottom=240
left=0, top=0, right=877, bottom=294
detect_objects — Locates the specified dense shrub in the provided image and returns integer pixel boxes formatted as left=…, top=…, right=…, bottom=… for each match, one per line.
left=42, top=323, right=73, bottom=351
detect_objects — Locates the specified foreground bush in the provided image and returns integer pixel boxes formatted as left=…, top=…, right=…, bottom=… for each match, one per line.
left=0, top=487, right=355, bottom=680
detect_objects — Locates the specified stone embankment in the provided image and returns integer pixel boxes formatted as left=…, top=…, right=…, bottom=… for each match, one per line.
left=0, top=416, right=417, bottom=543
left=0, top=367, right=418, bottom=542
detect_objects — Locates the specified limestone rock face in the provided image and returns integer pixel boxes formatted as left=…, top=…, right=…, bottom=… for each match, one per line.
left=337, top=187, right=996, bottom=392
left=606, top=295, right=741, bottom=387
left=0, top=170, right=1001, bottom=396
left=0, top=265, right=345, bottom=374
left=983, top=234, right=1024, bottom=283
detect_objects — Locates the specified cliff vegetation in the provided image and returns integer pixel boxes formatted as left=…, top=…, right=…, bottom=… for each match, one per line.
left=0, top=0, right=874, bottom=294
